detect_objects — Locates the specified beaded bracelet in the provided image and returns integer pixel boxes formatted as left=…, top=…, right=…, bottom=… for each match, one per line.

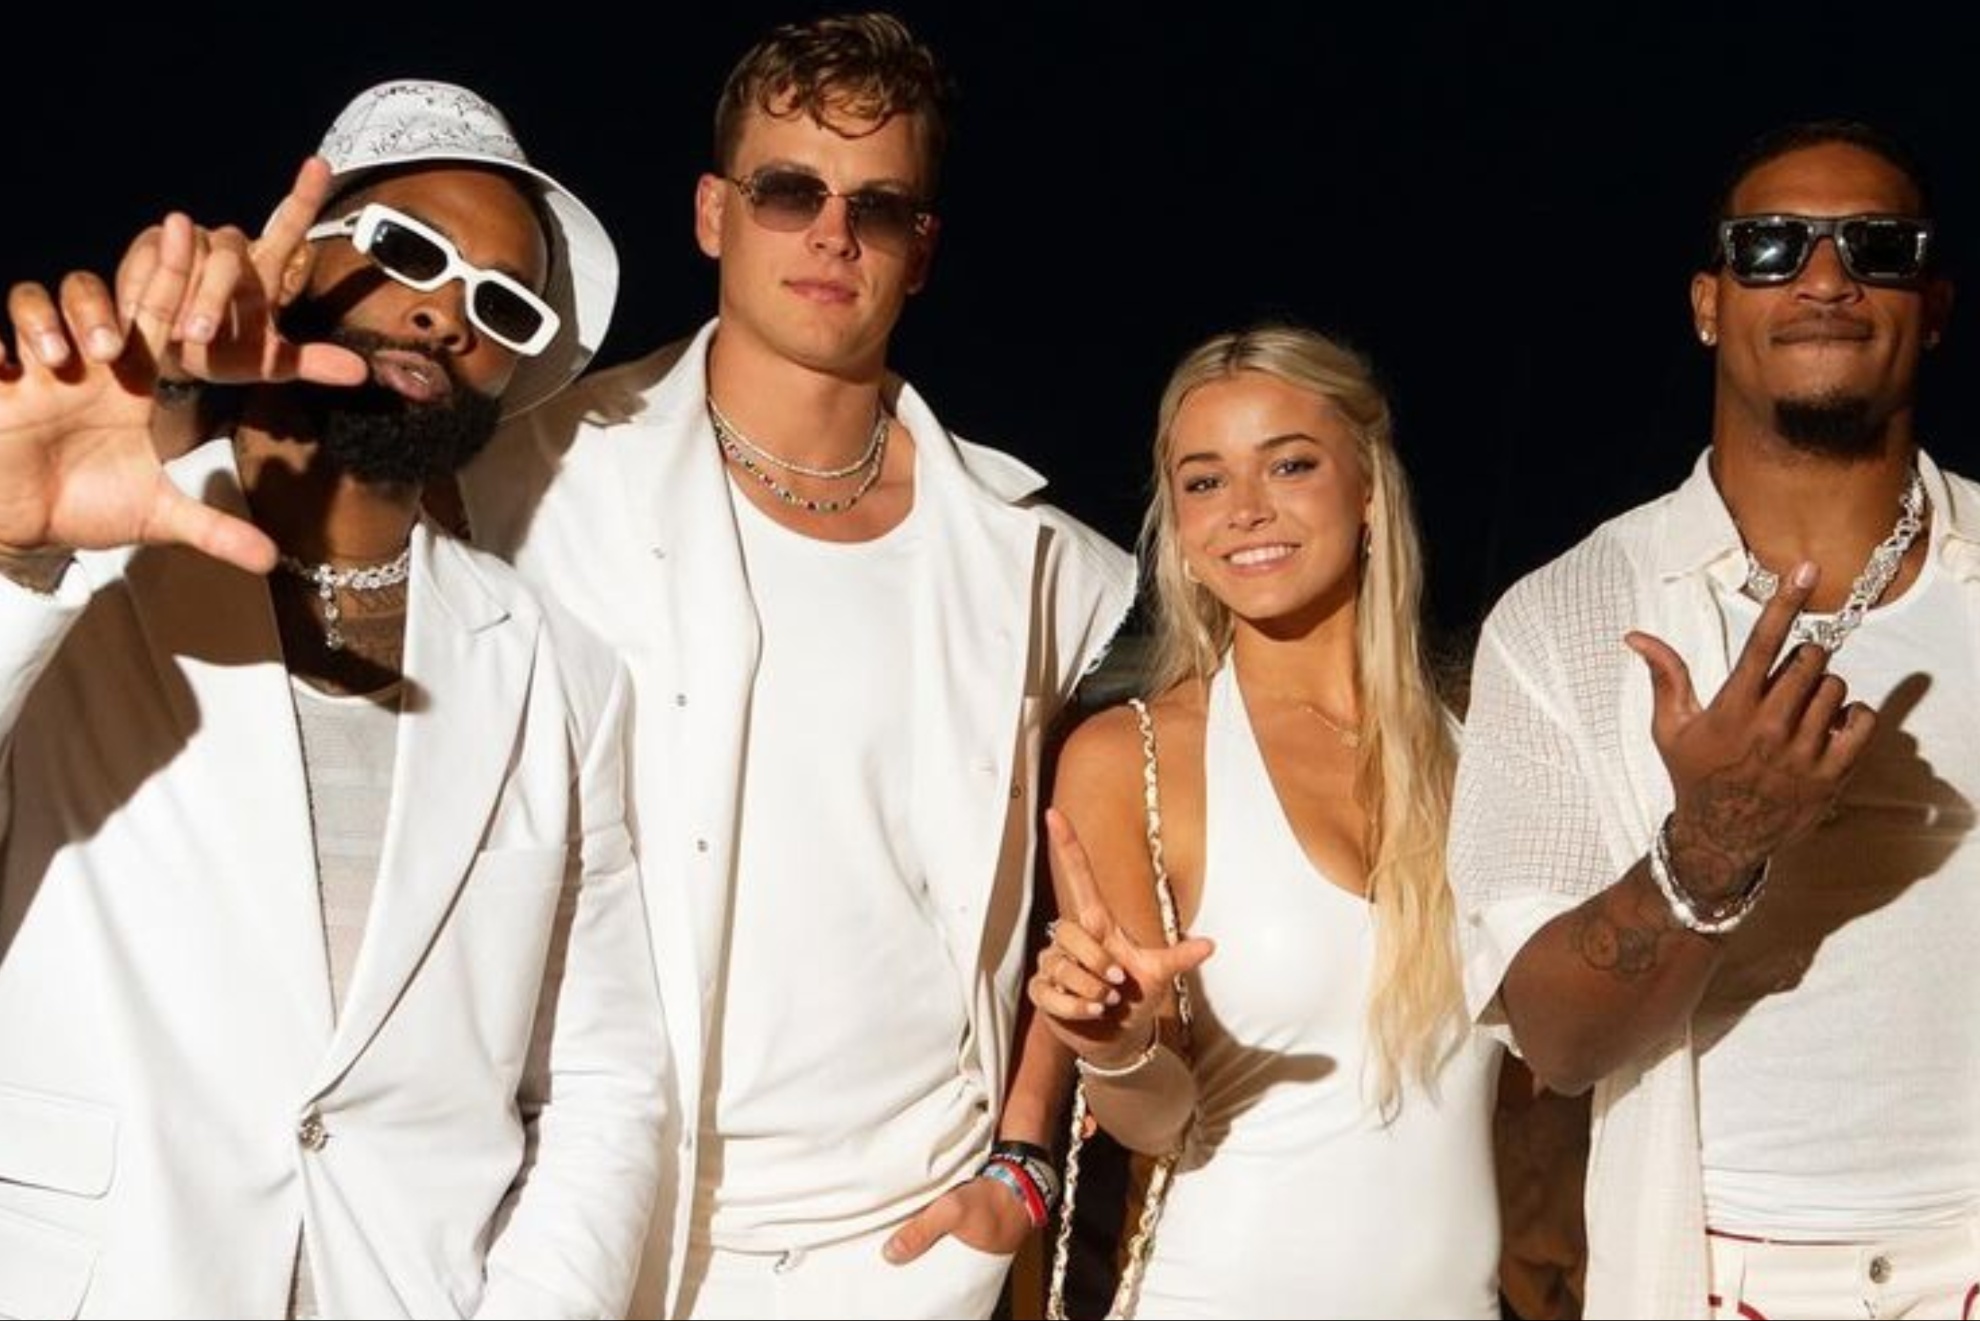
left=989, top=1140, right=1060, bottom=1212
left=978, top=1156, right=1049, bottom=1229
left=1648, top=814, right=1771, bottom=936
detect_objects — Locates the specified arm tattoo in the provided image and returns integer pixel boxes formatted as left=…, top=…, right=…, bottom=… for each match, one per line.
left=1566, top=879, right=1679, bottom=981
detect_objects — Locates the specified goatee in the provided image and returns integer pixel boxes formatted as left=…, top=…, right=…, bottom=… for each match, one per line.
left=278, top=312, right=503, bottom=487
left=1773, top=394, right=1881, bottom=459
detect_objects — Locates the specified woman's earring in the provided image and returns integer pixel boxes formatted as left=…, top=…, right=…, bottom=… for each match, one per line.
left=1698, top=325, right=1717, bottom=346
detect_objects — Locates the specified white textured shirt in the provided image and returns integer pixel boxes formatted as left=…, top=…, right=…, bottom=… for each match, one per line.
left=1449, top=448, right=1980, bottom=1318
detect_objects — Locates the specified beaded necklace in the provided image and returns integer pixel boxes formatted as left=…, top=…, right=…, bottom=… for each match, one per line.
left=708, top=398, right=889, bottom=515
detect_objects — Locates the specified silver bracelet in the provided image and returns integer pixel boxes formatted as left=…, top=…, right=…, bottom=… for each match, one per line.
left=1074, top=1028, right=1162, bottom=1080
left=1647, top=814, right=1771, bottom=936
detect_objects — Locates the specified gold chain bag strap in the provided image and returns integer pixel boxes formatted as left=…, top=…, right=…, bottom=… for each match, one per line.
left=1045, top=697, right=1194, bottom=1320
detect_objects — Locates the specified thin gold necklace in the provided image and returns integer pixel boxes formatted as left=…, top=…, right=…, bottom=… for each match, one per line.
left=1295, top=701, right=1363, bottom=749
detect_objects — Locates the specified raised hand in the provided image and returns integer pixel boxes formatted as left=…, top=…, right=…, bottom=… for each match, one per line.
left=116, top=156, right=366, bottom=389
left=1624, top=560, right=1876, bottom=904
left=1028, top=807, right=1214, bottom=1069
left=0, top=217, right=278, bottom=573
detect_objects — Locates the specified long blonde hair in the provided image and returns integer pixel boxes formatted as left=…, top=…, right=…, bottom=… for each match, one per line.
left=1139, top=323, right=1463, bottom=1116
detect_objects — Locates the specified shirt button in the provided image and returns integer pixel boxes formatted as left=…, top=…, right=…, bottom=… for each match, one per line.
left=298, top=1111, right=329, bottom=1151
left=1868, top=1254, right=1892, bottom=1284
left=695, top=838, right=709, bottom=853
left=675, top=693, right=688, bottom=707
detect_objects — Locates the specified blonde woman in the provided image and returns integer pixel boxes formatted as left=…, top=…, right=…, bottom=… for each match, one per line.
left=1032, top=324, right=1502, bottom=1317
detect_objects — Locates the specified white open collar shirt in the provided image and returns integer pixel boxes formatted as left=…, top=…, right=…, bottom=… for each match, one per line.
left=1449, top=447, right=1980, bottom=1318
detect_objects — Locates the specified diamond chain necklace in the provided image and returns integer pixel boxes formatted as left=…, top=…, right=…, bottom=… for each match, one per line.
left=1741, top=466, right=1926, bottom=653
left=277, top=546, right=412, bottom=652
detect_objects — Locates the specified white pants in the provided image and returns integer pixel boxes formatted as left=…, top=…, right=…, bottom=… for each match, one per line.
left=1707, top=1219, right=1980, bottom=1320
left=678, top=1223, right=1014, bottom=1320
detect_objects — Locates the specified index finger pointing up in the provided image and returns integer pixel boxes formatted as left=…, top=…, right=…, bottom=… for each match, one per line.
left=1044, top=806, right=1114, bottom=935
left=1727, top=559, right=1820, bottom=698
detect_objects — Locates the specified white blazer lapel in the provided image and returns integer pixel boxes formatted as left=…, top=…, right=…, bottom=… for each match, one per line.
left=313, top=526, right=529, bottom=1088
left=639, top=337, right=759, bottom=1053
left=124, top=444, right=334, bottom=1042
left=904, top=407, right=1039, bottom=988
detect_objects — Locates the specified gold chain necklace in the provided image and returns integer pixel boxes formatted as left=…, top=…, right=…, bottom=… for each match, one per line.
left=1296, top=701, right=1363, bottom=748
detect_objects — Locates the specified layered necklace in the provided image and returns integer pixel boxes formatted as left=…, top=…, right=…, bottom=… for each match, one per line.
left=278, top=546, right=412, bottom=652
left=1740, top=465, right=1926, bottom=653
left=708, top=395, right=889, bottom=515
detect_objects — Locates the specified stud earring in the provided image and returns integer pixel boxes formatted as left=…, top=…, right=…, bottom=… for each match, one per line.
left=1699, top=326, right=1717, bottom=346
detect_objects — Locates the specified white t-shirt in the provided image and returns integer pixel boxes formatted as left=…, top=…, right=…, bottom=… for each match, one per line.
left=700, top=488, right=986, bottom=1249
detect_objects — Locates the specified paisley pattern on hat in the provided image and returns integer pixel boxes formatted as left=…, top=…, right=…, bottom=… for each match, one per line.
left=318, top=80, right=529, bottom=173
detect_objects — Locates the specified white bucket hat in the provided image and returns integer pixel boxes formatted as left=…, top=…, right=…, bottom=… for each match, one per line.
left=313, top=78, right=617, bottom=418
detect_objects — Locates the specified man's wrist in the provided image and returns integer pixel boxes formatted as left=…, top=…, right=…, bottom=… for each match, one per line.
left=1649, top=814, right=1771, bottom=935
left=0, top=543, right=76, bottom=595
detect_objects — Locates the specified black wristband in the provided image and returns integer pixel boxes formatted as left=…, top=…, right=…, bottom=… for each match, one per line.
left=990, top=1138, right=1054, bottom=1166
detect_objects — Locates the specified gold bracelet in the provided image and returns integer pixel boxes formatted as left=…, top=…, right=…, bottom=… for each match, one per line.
left=1074, top=1028, right=1162, bottom=1080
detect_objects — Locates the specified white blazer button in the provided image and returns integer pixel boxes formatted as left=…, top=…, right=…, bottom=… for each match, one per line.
left=298, top=1111, right=329, bottom=1151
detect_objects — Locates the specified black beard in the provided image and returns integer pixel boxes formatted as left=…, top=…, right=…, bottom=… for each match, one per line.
left=276, top=311, right=503, bottom=487
left=1773, top=394, right=1881, bottom=459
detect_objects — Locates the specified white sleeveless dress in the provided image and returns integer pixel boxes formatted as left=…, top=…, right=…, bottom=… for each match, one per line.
left=1129, top=663, right=1502, bottom=1319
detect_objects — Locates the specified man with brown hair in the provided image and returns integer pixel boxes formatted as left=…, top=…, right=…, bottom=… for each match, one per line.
left=461, top=13, right=1134, bottom=1318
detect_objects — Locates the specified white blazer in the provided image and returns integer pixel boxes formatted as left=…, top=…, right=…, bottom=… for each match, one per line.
left=464, top=319, right=1138, bottom=1317
left=0, top=441, right=669, bottom=1320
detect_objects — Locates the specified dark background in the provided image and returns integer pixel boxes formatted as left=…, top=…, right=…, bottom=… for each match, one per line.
left=9, top=6, right=1975, bottom=649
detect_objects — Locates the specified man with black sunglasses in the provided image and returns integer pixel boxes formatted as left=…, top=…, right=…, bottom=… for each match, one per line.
left=0, top=81, right=666, bottom=1317
left=1450, top=119, right=1978, bottom=1318
left=455, top=12, right=1135, bottom=1320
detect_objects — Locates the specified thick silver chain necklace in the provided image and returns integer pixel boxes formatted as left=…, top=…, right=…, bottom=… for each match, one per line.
left=1741, top=466, right=1926, bottom=653
left=709, top=399, right=889, bottom=515
left=277, top=546, right=412, bottom=652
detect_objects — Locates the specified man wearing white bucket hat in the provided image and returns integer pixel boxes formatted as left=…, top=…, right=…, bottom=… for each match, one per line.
left=459, top=13, right=1135, bottom=1319
left=0, top=80, right=665, bottom=1319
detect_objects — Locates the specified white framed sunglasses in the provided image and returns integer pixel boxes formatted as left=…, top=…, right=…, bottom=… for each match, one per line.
left=305, top=202, right=561, bottom=356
